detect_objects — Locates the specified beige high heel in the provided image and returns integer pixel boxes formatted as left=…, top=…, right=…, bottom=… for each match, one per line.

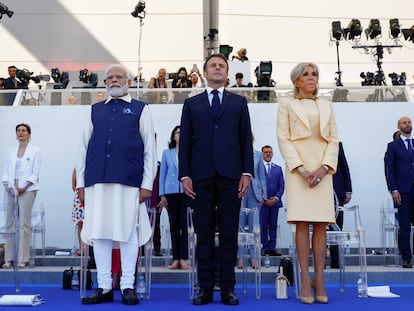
left=311, top=279, right=328, bottom=304
left=300, top=296, right=315, bottom=304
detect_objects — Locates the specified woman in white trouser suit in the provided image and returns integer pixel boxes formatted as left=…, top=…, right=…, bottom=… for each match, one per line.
left=2, top=123, right=41, bottom=269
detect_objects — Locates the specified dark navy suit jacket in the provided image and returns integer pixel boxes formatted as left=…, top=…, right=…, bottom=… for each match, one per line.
left=265, top=162, right=284, bottom=208
left=333, top=142, right=352, bottom=198
left=385, top=137, right=414, bottom=193
left=179, top=89, right=253, bottom=181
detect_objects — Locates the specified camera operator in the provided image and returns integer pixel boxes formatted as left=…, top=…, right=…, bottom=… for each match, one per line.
left=3, top=65, right=28, bottom=89
left=172, top=67, right=191, bottom=104
left=172, top=67, right=191, bottom=89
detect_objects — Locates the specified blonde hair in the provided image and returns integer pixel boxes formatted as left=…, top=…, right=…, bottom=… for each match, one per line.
left=290, top=62, right=319, bottom=98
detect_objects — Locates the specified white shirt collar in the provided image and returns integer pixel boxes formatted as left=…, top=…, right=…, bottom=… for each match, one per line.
left=205, top=86, right=225, bottom=95
left=105, top=94, right=132, bottom=104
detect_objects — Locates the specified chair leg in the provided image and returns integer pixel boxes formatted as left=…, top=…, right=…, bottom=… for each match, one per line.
left=79, top=243, right=89, bottom=298
left=144, top=241, right=152, bottom=299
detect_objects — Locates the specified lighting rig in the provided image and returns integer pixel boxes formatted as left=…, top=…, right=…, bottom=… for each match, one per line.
left=332, top=18, right=404, bottom=87
left=131, top=0, right=146, bottom=94
left=79, top=68, right=98, bottom=88
left=51, top=68, right=70, bottom=89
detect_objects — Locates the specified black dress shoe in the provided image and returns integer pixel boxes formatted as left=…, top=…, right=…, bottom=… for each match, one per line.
left=193, top=289, right=213, bottom=305
left=81, top=288, right=113, bottom=304
left=268, top=250, right=281, bottom=256
left=221, top=288, right=239, bottom=305
left=330, top=262, right=340, bottom=269
left=122, top=288, right=139, bottom=305
left=402, top=260, right=413, bottom=268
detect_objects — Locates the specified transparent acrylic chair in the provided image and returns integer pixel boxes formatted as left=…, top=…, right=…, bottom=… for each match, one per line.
left=136, top=205, right=157, bottom=299
left=80, top=200, right=156, bottom=299
left=0, top=195, right=20, bottom=292
left=187, top=206, right=262, bottom=300
left=238, top=206, right=261, bottom=299
left=30, top=201, right=46, bottom=267
left=380, top=196, right=399, bottom=266
left=187, top=206, right=197, bottom=300
left=292, top=205, right=368, bottom=298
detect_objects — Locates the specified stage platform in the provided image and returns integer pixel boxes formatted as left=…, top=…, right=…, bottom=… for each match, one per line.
left=1, top=248, right=411, bottom=286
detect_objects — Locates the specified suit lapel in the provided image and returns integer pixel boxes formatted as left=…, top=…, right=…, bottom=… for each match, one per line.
left=201, top=91, right=215, bottom=119
left=317, top=98, right=330, bottom=133
left=290, top=99, right=310, bottom=130
left=169, top=148, right=178, bottom=170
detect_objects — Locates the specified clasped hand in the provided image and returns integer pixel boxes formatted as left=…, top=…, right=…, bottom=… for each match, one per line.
left=300, top=167, right=327, bottom=188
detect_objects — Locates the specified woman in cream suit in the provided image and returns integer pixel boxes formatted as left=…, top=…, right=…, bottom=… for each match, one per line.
left=2, top=123, right=41, bottom=268
left=277, top=63, right=339, bottom=304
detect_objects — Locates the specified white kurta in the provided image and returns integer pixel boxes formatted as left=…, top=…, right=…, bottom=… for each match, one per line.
left=76, top=95, right=157, bottom=246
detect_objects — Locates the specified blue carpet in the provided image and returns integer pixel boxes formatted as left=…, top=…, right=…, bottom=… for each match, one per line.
left=0, top=284, right=412, bottom=310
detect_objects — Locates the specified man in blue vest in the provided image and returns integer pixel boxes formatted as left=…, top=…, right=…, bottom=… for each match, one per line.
left=76, top=64, right=157, bottom=305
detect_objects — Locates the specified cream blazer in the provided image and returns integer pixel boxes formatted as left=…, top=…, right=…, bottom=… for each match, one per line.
left=2, top=143, right=41, bottom=191
left=277, top=97, right=339, bottom=173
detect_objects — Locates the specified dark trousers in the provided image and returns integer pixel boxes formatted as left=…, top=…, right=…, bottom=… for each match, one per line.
left=193, top=176, right=241, bottom=291
left=260, top=205, right=280, bottom=251
left=152, top=208, right=161, bottom=253
left=398, top=185, right=414, bottom=262
left=165, top=193, right=189, bottom=260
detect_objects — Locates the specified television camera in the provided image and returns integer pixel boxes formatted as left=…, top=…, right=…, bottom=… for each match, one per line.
left=16, top=69, right=50, bottom=87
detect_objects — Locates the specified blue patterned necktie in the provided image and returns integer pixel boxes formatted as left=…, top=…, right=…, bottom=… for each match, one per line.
left=406, top=138, right=413, bottom=156
left=211, top=89, right=220, bottom=116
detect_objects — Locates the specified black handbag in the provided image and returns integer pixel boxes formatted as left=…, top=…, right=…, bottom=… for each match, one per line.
left=62, top=267, right=92, bottom=290
left=278, top=257, right=294, bottom=287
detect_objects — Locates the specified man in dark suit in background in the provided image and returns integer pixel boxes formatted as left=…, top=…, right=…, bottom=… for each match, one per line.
left=329, top=141, right=352, bottom=268
left=385, top=116, right=414, bottom=268
left=260, top=145, right=284, bottom=256
left=179, top=54, right=254, bottom=305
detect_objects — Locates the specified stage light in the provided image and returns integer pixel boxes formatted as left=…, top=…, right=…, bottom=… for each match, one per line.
left=343, top=19, right=362, bottom=40
left=79, top=68, right=98, bottom=88
left=365, top=19, right=381, bottom=40
left=331, top=21, right=343, bottom=41
left=51, top=68, right=69, bottom=89
left=0, top=2, right=13, bottom=19
left=402, top=25, right=414, bottom=43
left=219, top=44, right=233, bottom=59
left=388, top=72, right=406, bottom=86
left=131, top=0, right=145, bottom=19
left=389, top=18, right=400, bottom=39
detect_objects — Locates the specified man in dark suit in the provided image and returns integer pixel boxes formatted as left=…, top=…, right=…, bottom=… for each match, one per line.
left=3, top=65, right=27, bottom=89
left=385, top=116, right=414, bottom=268
left=179, top=53, right=254, bottom=305
left=329, top=141, right=352, bottom=268
left=260, top=145, right=284, bottom=256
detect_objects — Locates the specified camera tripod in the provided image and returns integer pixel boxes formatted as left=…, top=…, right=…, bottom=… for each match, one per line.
left=353, top=43, right=402, bottom=101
